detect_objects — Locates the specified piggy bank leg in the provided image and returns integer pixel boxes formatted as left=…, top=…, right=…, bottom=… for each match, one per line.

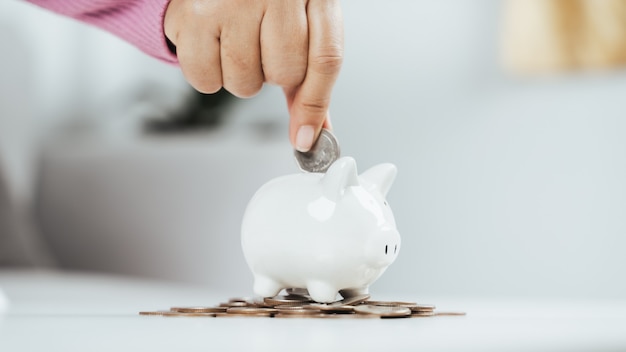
left=253, top=275, right=283, bottom=298
left=306, top=281, right=339, bottom=303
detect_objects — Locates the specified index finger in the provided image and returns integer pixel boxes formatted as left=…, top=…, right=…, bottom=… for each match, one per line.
left=288, top=0, right=344, bottom=152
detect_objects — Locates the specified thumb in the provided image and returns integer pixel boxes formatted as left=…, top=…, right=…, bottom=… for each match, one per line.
left=286, top=0, right=343, bottom=152
left=285, top=87, right=331, bottom=152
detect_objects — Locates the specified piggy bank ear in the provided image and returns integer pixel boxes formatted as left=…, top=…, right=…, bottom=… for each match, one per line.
left=361, top=163, right=397, bottom=197
left=322, top=157, right=359, bottom=201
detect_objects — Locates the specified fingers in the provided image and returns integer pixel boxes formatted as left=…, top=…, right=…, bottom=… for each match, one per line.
left=220, top=5, right=264, bottom=98
left=165, top=0, right=344, bottom=152
left=165, top=0, right=264, bottom=97
left=261, top=1, right=308, bottom=88
left=288, top=0, right=344, bottom=152
left=166, top=0, right=222, bottom=94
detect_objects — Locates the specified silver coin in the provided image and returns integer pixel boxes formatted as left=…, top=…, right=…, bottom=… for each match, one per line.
left=228, top=297, right=256, bottom=304
left=294, top=129, right=340, bottom=173
left=264, top=295, right=312, bottom=306
left=226, top=307, right=278, bottom=315
left=434, top=311, right=466, bottom=316
left=409, top=304, right=436, bottom=312
left=307, top=303, right=355, bottom=314
left=285, top=288, right=310, bottom=297
left=216, top=312, right=271, bottom=318
left=167, top=312, right=217, bottom=317
left=365, top=300, right=419, bottom=308
left=139, top=310, right=171, bottom=316
left=275, top=306, right=320, bottom=315
left=331, top=294, right=371, bottom=307
left=410, top=311, right=436, bottom=317
left=353, top=305, right=412, bottom=318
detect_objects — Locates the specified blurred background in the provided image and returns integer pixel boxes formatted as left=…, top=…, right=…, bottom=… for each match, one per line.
left=1, top=0, right=625, bottom=299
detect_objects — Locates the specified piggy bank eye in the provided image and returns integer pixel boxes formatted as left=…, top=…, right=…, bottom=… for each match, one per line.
left=384, top=201, right=388, bottom=207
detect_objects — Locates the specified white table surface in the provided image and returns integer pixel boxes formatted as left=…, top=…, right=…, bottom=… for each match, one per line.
left=1, top=269, right=625, bottom=352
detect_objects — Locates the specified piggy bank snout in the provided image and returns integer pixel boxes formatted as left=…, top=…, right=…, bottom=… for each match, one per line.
left=365, top=228, right=401, bottom=269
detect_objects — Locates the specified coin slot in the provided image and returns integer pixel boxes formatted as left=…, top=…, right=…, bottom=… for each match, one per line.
left=394, top=244, right=397, bottom=254
left=385, top=245, right=388, bottom=255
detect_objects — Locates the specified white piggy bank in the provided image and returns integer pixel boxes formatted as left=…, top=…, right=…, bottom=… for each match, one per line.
left=241, top=156, right=401, bottom=303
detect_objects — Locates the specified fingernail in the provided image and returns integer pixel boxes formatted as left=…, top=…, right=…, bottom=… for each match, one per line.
left=295, top=125, right=315, bottom=152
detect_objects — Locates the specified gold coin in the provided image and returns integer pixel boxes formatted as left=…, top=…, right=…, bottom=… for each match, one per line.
left=275, top=307, right=320, bottom=315
left=364, top=300, right=418, bottom=308
left=227, top=307, right=278, bottom=315
left=264, top=295, right=312, bottom=306
left=139, top=311, right=170, bottom=316
left=161, top=311, right=216, bottom=317
left=307, top=304, right=355, bottom=313
left=170, top=306, right=227, bottom=313
left=408, top=305, right=436, bottom=314
left=229, top=297, right=253, bottom=302
left=219, top=312, right=272, bottom=318
left=411, top=304, right=436, bottom=311
left=219, top=301, right=249, bottom=307
left=228, top=297, right=259, bottom=305
left=274, top=303, right=312, bottom=309
left=435, top=311, right=466, bottom=316
left=271, top=302, right=310, bottom=309
left=410, top=311, right=436, bottom=317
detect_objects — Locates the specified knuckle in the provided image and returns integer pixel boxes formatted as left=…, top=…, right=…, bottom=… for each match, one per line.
left=186, top=0, right=217, bottom=17
left=264, top=63, right=307, bottom=87
left=223, top=49, right=261, bottom=75
left=224, top=79, right=263, bottom=98
left=191, top=80, right=222, bottom=94
left=222, top=56, right=264, bottom=97
left=299, top=97, right=329, bottom=115
left=178, top=50, right=222, bottom=94
left=310, top=46, right=344, bottom=75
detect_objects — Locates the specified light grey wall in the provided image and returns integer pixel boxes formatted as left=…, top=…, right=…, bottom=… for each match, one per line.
left=332, top=0, right=626, bottom=298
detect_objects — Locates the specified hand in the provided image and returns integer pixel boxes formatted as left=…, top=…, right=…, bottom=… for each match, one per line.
left=164, top=0, right=344, bottom=152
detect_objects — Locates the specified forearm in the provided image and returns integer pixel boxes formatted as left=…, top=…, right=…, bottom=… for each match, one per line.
left=26, top=0, right=178, bottom=64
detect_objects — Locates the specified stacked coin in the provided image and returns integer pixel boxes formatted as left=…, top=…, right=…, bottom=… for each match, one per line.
left=140, top=292, right=465, bottom=319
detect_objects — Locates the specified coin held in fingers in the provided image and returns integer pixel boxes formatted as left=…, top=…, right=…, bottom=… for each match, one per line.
left=294, top=129, right=340, bottom=173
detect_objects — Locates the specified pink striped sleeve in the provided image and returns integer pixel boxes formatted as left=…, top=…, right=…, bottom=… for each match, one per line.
left=26, top=0, right=179, bottom=65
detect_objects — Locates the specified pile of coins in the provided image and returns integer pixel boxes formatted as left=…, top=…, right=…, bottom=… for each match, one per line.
left=140, top=291, right=465, bottom=319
